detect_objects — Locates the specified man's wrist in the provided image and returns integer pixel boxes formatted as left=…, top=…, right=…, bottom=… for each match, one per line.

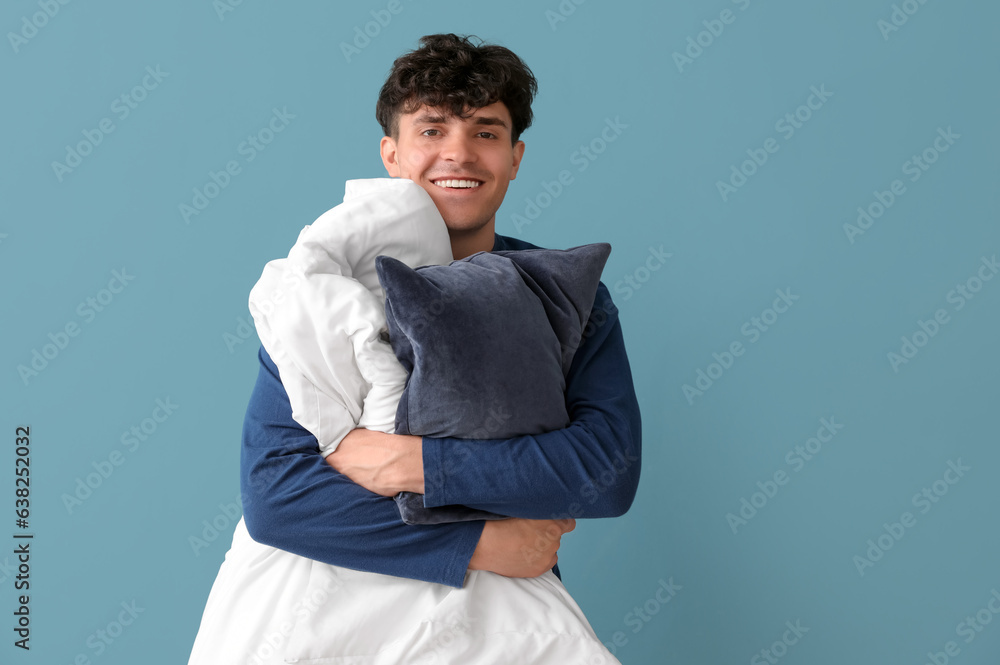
left=392, top=432, right=424, bottom=494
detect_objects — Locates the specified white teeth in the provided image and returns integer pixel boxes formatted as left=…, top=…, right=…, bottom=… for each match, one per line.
left=433, top=179, right=482, bottom=189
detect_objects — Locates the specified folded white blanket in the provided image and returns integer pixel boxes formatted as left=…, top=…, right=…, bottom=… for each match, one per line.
left=187, top=178, right=619, bottom=664
left=249, top=177, right=454, bottom=456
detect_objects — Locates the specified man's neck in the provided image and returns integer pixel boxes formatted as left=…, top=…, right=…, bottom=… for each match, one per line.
left=449, top=221, right=496, bottom=260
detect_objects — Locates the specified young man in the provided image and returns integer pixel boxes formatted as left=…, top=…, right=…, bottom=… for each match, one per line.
left=240, top=33, right=642, bottom=589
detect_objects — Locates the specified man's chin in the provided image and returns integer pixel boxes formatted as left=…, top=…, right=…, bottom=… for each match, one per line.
left=434, top=204, right=483, bottom=229
left=440, top=216, right=489, bottom=233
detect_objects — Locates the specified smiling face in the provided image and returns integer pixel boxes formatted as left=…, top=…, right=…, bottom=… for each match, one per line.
left=379, top=101, right=525, bottom=255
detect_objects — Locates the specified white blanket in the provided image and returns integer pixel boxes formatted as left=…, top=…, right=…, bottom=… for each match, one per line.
left=187, top=178, right=619, bottom=664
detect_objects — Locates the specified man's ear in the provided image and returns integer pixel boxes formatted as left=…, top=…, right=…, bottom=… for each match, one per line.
left=509, top=140, right=526, bottom=180
left=380, top=135, right=401, bottom=177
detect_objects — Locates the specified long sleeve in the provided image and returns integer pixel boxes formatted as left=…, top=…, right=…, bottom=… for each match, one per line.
left=240, top=345, right=484, bottom=589
left=420, top=282, right=642, bottom=519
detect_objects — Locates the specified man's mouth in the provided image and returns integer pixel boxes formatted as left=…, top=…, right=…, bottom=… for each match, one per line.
left=431, top=179, right=483, bottom=189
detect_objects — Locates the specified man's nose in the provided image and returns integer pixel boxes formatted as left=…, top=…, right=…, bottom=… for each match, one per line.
left=439, top=133, right=477, bottom=163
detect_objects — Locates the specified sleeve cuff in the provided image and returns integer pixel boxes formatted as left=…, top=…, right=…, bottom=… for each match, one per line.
left=421, top=435, right=449, bottom=507
left=439, top=519, right=485, bottom=588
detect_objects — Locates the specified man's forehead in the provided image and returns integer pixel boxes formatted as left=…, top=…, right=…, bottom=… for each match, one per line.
left=403, top=103, right=511, bottom=129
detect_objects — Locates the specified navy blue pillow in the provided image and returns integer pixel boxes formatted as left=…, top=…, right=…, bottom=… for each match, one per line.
left=375, top=243, right=612, bottom=525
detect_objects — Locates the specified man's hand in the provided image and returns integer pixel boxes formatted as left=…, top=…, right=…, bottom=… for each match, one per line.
left=325, top=428, right=424, bottom=496
left=468, top=518, right=576, bottom=578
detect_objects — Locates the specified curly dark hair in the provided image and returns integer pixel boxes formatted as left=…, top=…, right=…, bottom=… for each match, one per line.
left=375, top=33, right=538, bottom=145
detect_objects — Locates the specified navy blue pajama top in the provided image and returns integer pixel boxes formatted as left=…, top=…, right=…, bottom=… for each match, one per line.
left=239, top=232, right=642, bottom=589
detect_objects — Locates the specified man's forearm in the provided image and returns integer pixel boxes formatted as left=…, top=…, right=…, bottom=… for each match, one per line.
left=421, top=417, right=640, bottom=519
left=324, top=427, right=425, bottom=496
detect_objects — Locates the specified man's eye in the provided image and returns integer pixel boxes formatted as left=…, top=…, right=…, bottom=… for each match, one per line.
left=478, top=132, right=497, bottom=139
left=421, top=129, right=440, bottom=136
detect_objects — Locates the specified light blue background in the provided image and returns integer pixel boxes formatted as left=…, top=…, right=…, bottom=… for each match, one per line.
left=2, top=1, right=998, bottom=663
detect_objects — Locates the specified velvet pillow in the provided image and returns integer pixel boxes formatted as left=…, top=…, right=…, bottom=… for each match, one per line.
left=374, top=243, right=612, bottom=525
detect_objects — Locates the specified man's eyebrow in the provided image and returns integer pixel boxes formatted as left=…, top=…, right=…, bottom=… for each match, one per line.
left=413, top=113, right=509, bottom=130
left=472, top=115, right=509, bottom=129
left=413, top=113, right=448, bottom=125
